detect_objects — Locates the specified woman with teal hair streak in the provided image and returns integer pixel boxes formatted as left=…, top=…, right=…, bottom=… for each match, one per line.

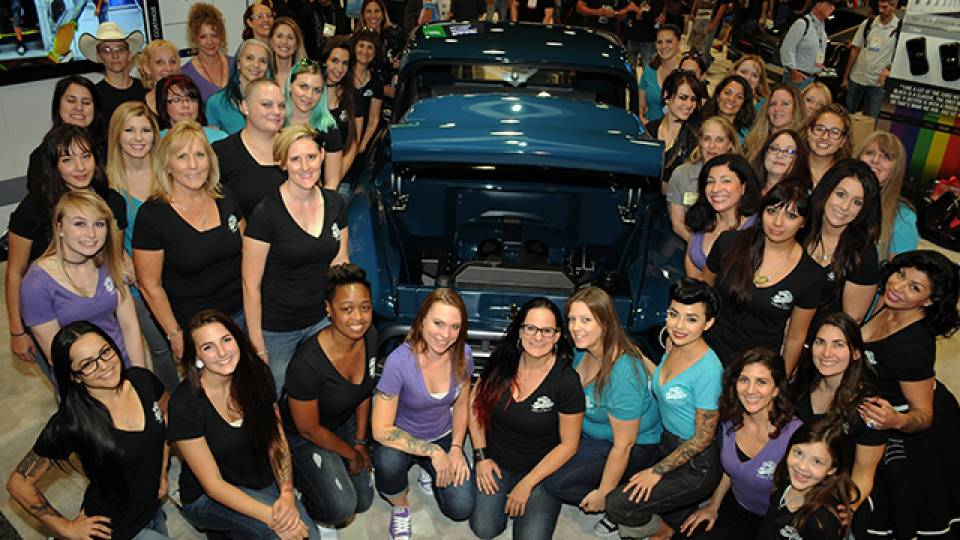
left=206, top=39, right=275, bottom=135
left=285, top=58, right=345, bottom=189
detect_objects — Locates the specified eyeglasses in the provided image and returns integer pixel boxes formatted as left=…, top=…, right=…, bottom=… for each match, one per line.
left=166, top=95, right=198, bottom=105
left=73, top=345, right=117, bottom=376
left=810, top=124, right=846, bottom=140
left=767, top=144, right=798, bottom=157
left=97, top=44, right=129, bottom=55
left=520, top=324, right=560, bottom=338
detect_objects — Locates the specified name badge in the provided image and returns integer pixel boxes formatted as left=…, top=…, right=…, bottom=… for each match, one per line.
left=683, top=191, right=698, bottom=205
left=527, top=0, right=537, bottom=8
left=816, top=51, right=825, bottom=67
left=868, top=37, right=881, bottom=52
left=323, top=23, right=337, bottom=37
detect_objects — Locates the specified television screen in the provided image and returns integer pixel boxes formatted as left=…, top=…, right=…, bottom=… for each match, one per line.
left=0, top=0, right=149, bottom=84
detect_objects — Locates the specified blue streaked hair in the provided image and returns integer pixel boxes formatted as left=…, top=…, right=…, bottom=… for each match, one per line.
left=284, top=59, right=337, bottom=133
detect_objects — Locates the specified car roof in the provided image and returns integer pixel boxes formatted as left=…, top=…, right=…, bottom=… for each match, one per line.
left=391, top=94, right=663, bottom=178
left=401, top=21, right=635, bottom=80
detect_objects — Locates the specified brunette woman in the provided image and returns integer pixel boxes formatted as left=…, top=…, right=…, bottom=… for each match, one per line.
left=470, top=297, right=584, bottom=540
left=357, top=0, right=405, bottom=97
left=181, top=3, right=233, bottom=103
left=7, top=322, right=170, bottom=540
left=855, top=132, right=918, bottom=259
left=7, top=125, right=127, bottom=375
left=744, top=85, right=805, bottom=162
left=155, top=75, right=227, bottom=143
left=282, top=264, right=376, bottom=534
left=322, top=37, right=358, bottom=184
left=138, top=40, right=181, bottom=115
left=750, top=129, right=810, bottom=196
left=701, top=75, right=755, bottom=142
left=243, top=1, right=275, bottom=43
left=206, top=39, right=274, bottom=135
left=168, top=309, right=318, bottom=539
left=605, top=279, right=723, bottom=540
left=729, top=55, right=770, bottom=111
left=270, top=17, right=307, bottom=89
left=373, top=289, right=476, bottom=539
left=667, top=117, right=742, bottom=241
left=133, top=122, right=244, bottom=361
left=351, top=31, right=384, bottom=156
left=212, top=78, right=286, bottom=218
left=547, top=287, right=662, bottom=537
left=243, top=124, right=349, bottom=395
left=858, top=250, right=960, bottom=538
left=679, top=348, right=801, bottom=538
left=803, top=159, right=881, bottom=326
left=285, top=59, right=345, bottom=188
left=639, top=24, right=683, bottom=123
left=647, top=70, right=707, bottom=185
left=684, top=154, right=760, bottom=279
left=805, top=104, right=852, bottom=187
left=702, top=179, right=823, bottom=374
left=757, top=420, right=855, bottom=539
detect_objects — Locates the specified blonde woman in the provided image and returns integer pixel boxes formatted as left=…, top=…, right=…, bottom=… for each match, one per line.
left=20, top=191, right=144, bottom=369
left=855, top=132, right=918, bottom=259
left=182, top=3, right=233, bottom=103
left=106, top=101, right=178, bottom=389
left=133, top=121, right=245, bottom=361
left=270, top=17, right=307, bottom=90
left=743, top=84, right=805, bottom=162
left=801, top=82, right=832, bottom=117
left=138, top=39, right=181, bottom=114
left=730, top=55, right=771, bottom=110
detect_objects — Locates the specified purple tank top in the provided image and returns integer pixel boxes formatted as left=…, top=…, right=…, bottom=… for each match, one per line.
left=689, top=215, right=757, bottom=271
left=720, top=417, right=802, bottom=515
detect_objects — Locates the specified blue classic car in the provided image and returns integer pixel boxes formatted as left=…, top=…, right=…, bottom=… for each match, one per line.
left=347, top=22, right=686, bottom=366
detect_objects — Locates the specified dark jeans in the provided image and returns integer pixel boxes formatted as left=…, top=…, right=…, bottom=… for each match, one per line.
left=683, top=490, right=762, bottom=539
left=130, top=507, right=170, bottom=539
left=606, top=430, right=721, bottom=535
left=133, top=293, right=177, bottom=393
left=180, top=482, right=319, bottom=540
left=287, top=416, right=374, bottom=525
left=544, top=435, right=659, bottom=505
left=373, top=433, right=475, bottom=521
left=845, top=79, right=885, bottom=119
left=469, top=467, right=562, bottom=540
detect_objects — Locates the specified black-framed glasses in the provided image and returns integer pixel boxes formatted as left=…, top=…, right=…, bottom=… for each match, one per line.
left=520, top=324, right=560, bottom=338
left=73, top=345, right=117, bottom=376
left=166, top=95, right=198, bottom=105
left=810, top=124, right=846, bottom=140
left=767, top=144, right=798, bottom=157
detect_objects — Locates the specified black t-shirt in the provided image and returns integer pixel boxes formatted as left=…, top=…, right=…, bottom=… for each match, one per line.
left=354, top=72, right=385, bottom=121
left=758, top=485, right=844, bottom=540
left=486, top=359, right=585, bottom=474
left=809, top=246, right=879, bottom=337
left=863, top=319, right=936, bottom=408
left=281, top=328, right=377, bottom=432
left=320, top=125, right=345, bottom=154
left=298, top=2, right=350, bottom=60
left=623, top=0, right=664, bottom=41
left=517, top=0, right=557, bottom=22
left=331, top=105, right=352, bottom=149
left=95, top=78, right=146, bottom=126
left=132, top=191, right=243, bottom=325
left=795, top=393, right=887, bottom=468
left=244, top=188, right=347, bottom=331
left=706, top=231, right=824, bottom=366
left=34, top=368, right=166, bottom=540
left=733, top=0, right=765, bottom=29
left=9, top=189, right=127, bottom=262
left=212, top=132, right=286, bottom=218
left=578, top=0, right=627, bottom=30
left=167, top=379, right=276, bottom=505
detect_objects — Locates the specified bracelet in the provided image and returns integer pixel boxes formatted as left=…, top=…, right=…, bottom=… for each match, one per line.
left=257, top=350, right=269, bottom=358
left=473, top=447, right=489, bottom=462
left=10, top=329, right=26, bottom=337
left=166, top=327, right=182, bottom=341
left=451, top=443, right=463, bottom=449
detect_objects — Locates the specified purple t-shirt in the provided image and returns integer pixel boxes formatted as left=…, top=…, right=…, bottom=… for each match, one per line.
left=720, top=417, right=802, bottom=515
left=181, top=56, right=235, bottom=104
left=20, top=264, right=130, bottom=366
left=376, top=342, right=474, bottom=441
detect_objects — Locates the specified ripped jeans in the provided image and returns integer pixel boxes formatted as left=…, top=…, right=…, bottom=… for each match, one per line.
left=287, top=416, right=374, bottom=525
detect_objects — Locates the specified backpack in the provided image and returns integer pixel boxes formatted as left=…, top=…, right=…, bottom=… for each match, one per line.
left=773, top=15, right=810, bottom=66
left=860, top=15, right=903, bottom=46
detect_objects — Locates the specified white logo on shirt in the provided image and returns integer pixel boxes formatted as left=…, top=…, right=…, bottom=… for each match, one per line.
left=757, top=460, right=776, bottom=480
left=664, top=386, right=688, bottom=402
left=368, top=356, right=377, bottom=377
left=779, top=525, right=802, bottom=540
left=227, top=214, right=239, bottom=233
left=865, top=350, right=877, bottom=366
left=103, top=276, right=116, bottom=294
left=585, top=393, right=595, bottom=409
left=152, top=402, right=163, bottom=424
left=771, top=290, right=794, bottom=310
left=826, top=270, right=835, bottom=282
left=531, top=396, right=554, bottom=413
left=363, top=89, right=374, bottom=98
left=332, top=222, right=341, bottom=241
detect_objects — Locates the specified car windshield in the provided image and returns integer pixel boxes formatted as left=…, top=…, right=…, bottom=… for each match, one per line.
left=399, top=63, right=631, bottom=117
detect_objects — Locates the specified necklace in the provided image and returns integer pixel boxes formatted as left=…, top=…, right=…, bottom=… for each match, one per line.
left=174, top=199, right=209, bottom=228
left=753, top=269, right=771, bottom=286
left=63, top=256, right=88, bottom=265
left=195, top=54, right=226, bottom=88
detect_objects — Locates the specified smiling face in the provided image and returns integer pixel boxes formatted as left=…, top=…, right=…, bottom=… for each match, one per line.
left=241, top=83, right=284, bottom=133
left=363, top=2, right=385, bottom=30
left=144, top=48, right=180, bottom=83
left=197, top=23, right=222, bottom=56
left=808, top=112, right=846, bottom=158
left=787, top=441, right=835, bottom=492
left=859, top=141, right=894, bottom=187
left=884, top=266, right=933, bottom=311
left=355, top=39, right=376, bottom=67
left=247, top=4, right=274, bottom=40
left=70, top=332, right=122, bottom=389
left=97, top=40, right=131, bottom=75
left=736, top=362, right=778, bottom=415
left=120, top=115, right=155, bottom=159
left=325, top=47, right=350, bottom=84
left=764, top=133, right=798, bottom=177
left=520, top=307, right=561, bottom=359
left=803, top=87, right=829, bottom=116
left=655, top=29, right=680, bottom=61
left=238, top=42, right=271, bottom=84
left=58, top=141, right=95, bottom=189
left=700, top=122, right=733, bottom=163
left=735, top=60, right=761, bottom=93
left=823, top=177, right=865, bottom=229
left=811, top=324, right=853, bottom=379
left=762, top=202, right=805, bottom=243
left=717, top=80, right=746, bottom=119
left=192, top=322, right=241, bottom=377
left=667, top=82, right=697, bottom=121
left=271, top=23, right=297, bottom=61
left=58, top=205, right=107, bottom=260
left=665, top=300, right=713, bottom=347
left=567, top=301, right=603, bottom=353
left=282, top=137, right=323, bottom=190
left=165, top=86, right=200, bottom=124
left=705, top=164, right=746, bottom=214
left=767, top=89, right=795, bottom=129
left=421, top=302, right=463, bottom=356
left=59, top=83, right=95, bottom=127
left=290, top=72, right=324, bottom=114
left=326, top=283, right=373, bottom=341
left=167, top=135, right=210, bottom=192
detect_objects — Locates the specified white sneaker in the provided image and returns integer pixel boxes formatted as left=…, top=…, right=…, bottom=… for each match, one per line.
left=318, top=524, right=339, bottom=539
left=417, top=467, right=434, bottom=495
left=389, top=506, right=412, bottom=540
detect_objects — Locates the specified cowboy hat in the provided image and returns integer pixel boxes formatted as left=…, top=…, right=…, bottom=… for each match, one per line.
left=78, top=22, right=145, bottom=62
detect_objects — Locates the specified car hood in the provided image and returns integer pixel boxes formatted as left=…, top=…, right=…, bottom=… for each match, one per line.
left=390, top=94, right=664, bottom=178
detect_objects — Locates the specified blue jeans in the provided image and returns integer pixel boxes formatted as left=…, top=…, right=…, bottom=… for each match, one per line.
left=133, top=293, right=177, bottom=393
left=845, top=79, right=885, bottom=119
left=470, top=467, right=562, bottom=540
left=264, top=317, right=329, bottom=397
left=544, top=435, right=659, bottom=505
left=131, top=507, right=170, bottom=539
left=485, top=0, right=509, bottom=22
left=628, top=40, right=657, bottom=69
left=288, top=416, right=374, bottom=525
left=180, top=483, right=320, bottom=540
left=373, top=433, right=475, bottom=521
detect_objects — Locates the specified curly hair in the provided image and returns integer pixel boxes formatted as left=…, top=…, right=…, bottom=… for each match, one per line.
left=684, top=153, right=760, bottom=234
left=880, top=250, right=960, bottom=337
left=187, top=3, right=227, bottom=52
left=719, top=347, right=795, bottom=438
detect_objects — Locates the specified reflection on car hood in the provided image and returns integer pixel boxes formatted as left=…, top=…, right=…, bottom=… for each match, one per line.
left=391, top=94, right=664, bottom=178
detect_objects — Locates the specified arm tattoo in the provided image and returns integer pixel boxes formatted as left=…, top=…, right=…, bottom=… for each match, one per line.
left=28, top=493, right=61, bottom=520
left=376, top=390, right=397, bottom=401
left=14, top=452, right=62, bottom=521
left=384, top=427, right=441, bottom=457
left=652, top=409, right=719, bottom=475
left=14, top=451, right=47, bottom=478
left=270, top=408, right=294, bottom=491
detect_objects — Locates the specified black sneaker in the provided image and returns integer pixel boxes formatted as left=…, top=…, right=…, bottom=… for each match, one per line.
left=593, top=515, right=619, bottom=538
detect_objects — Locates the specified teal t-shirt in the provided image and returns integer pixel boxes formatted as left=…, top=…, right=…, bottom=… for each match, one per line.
left=640, top=64, right=664, bottom=123
left=889, top=202, right=918, bottom=257
left=574, top=351, right=662, bottom=445
left=652, top=347, right=723, bottom=439
left=205, top=91, right=247, bottom=135
left=159, top=126, right=227, bottom=144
